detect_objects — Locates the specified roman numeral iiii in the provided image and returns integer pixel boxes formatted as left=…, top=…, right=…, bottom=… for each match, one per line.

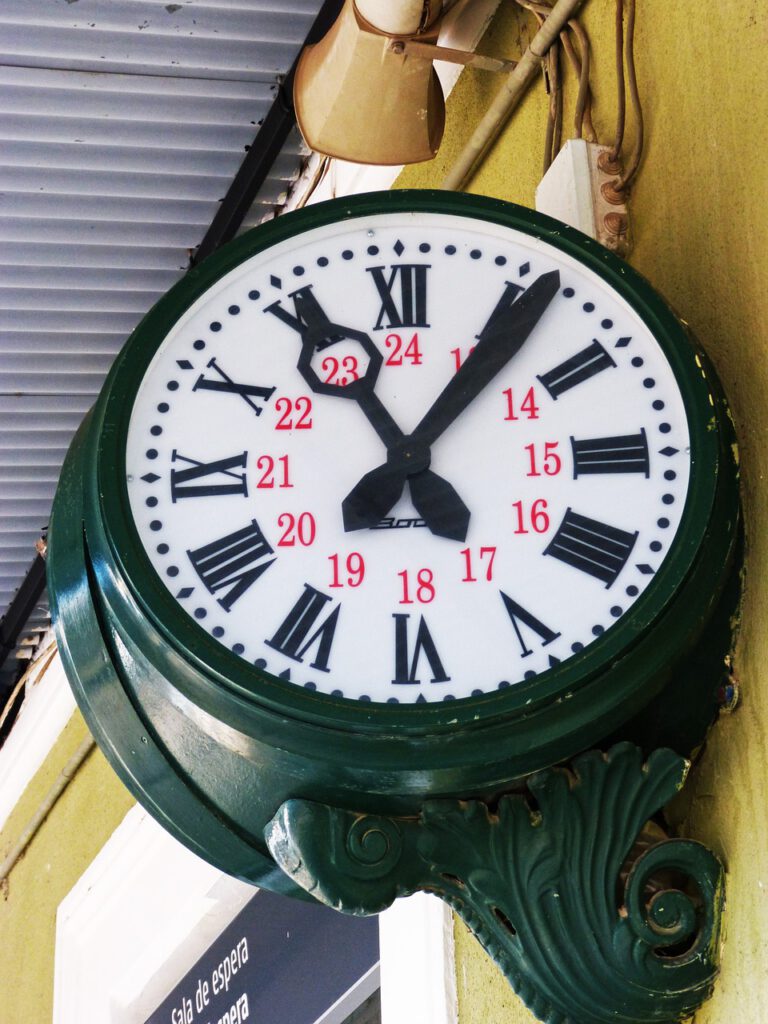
left=544, top=509, right=638, bottom=587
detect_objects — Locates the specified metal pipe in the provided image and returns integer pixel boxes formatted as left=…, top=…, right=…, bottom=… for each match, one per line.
left=0, top=736, right=95, bottom=887
left=441, top=0, right=587, bottom=190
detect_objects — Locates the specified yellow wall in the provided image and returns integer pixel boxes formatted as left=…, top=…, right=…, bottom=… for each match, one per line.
left=0, top=711, right=135, bottom=1024
left=399, top=2, right=768, bottom=1021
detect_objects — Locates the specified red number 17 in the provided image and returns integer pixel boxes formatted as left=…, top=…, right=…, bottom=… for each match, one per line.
left=460, top=546, right=497, bottom=582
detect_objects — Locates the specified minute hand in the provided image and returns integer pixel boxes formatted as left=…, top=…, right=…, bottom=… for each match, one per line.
left=411, top=269, right=561, bottom=448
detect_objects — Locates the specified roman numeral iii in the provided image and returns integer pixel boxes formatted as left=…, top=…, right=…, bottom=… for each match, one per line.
left=544, top=508, right=638, bottom=587
left=571, top=430, right=650, bottom=477
left=368, top=264, right=430, bottom=330
left=187, top=519, right=275, bottom=611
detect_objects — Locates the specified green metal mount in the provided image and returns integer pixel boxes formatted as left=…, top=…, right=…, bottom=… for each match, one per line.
left=266, top=743, right=723, bottom=1024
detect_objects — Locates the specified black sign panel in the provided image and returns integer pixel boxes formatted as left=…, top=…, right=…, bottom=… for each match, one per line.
left=144, top=889, right=379, bottom=1024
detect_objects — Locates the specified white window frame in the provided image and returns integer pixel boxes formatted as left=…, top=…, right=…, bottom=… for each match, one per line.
left=54, top=804, right=457, bottom=1024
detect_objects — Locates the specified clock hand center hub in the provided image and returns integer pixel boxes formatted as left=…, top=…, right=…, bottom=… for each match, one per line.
left=388, top=436, right=431, bottom=476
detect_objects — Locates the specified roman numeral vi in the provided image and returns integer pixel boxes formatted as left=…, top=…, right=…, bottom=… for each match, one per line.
left=391, top=613, right=450, bottom=685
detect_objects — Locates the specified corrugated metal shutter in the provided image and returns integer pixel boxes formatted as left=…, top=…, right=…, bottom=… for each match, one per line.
left=0, top=0, right=319, bottom=681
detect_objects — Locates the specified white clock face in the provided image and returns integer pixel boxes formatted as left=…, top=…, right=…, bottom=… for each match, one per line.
left=124, top=211, right=691, bottom=704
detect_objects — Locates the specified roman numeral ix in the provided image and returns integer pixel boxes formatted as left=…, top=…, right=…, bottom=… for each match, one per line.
left=368, top=264, right=430, bottom=330
left=170, top=450, right=248, bottom=502
left=187, top=519, right=275, bottom=611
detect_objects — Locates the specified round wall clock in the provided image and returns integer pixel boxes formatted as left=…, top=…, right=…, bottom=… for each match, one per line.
left=49, top=191, right=739, bottom=889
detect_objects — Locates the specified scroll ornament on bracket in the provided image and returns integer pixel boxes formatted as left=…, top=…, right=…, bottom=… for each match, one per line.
left=266, top=743, right=724, bottom=1024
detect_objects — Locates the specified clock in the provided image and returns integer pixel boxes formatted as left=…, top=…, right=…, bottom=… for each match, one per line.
left=49, top=191, right=739, bottom=888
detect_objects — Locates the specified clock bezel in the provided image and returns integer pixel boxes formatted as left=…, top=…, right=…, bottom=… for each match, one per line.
left=93, top=190, right=728, bottom=744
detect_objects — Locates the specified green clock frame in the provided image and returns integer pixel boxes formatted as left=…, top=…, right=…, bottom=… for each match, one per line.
left=49, top=191, right=741, bottom=1024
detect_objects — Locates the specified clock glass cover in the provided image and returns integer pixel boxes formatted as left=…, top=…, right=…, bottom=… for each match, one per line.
left=123, top=208, right=693, bottom=704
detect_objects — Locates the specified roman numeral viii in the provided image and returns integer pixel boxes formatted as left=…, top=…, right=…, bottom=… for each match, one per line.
left=170, top=450, right=248, bottom=501
left=544, top=508, right=638, bottom=587
left=187, top=519, right=275, bottom=611
left=571, top=429, right=650, bottom=477
left=537, top=340, right=616, bottom=399
left=368, top=264, right=430, bottom=330
left=265, top=584, right=340, bottom=673
left=392, top=614, right=450, bottom=685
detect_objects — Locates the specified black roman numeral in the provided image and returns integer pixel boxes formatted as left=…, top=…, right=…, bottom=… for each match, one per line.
left=368, top=264, right=430, bottom=330
left=187, top=520, right=275, bottom=611
left=265, top=584, right=340, bottom=673
left=475, top=281, right=525, bottom=341
left=170, top=450, right=248, bottom=502
left=537, top=340, right=616, bottom=399
left=264, top=286, right=340, bottom=346
left=391, top=614, right=450, bottom=685
left=193, top=357, right=275, bottom=416
left=571, top=429, right=650, bottom=477
left=499, top=591, right=561, bottom=658
left=544, top=508, right=638, bottom=587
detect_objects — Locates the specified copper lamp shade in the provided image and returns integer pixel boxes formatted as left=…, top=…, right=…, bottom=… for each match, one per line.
left=293, top=0, right=445, bottom=165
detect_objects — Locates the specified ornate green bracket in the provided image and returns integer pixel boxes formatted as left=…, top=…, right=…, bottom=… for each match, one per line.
left=266, top=744, right=723, bottom=1024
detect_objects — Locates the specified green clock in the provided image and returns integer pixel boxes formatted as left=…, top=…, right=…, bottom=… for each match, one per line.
left=49, top=191, right=739, bottom=893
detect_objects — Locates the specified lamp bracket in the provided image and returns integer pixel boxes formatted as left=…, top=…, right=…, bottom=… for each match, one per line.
left=390, top=37, right=518, bottom=74
left=267, top=743, right=724, bottom=1024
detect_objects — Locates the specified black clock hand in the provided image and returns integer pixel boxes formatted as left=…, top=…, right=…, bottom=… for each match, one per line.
left=411, top=269, right=561, bottom=447
left=343, top=270, right=561, bottom=540
left=292, top=298, right=470, bottom=538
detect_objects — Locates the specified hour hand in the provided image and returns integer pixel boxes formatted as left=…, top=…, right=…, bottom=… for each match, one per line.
left=290, top=300, right=471, bottom=538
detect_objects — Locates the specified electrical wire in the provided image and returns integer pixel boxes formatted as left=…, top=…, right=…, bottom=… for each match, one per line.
left=561, top=21, right=596, bottom=142
left=610, top=0, right=626, bottom=160
left=511, top=0, right=596, bottom=161
left=616, top=0, right=644, bottom=190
